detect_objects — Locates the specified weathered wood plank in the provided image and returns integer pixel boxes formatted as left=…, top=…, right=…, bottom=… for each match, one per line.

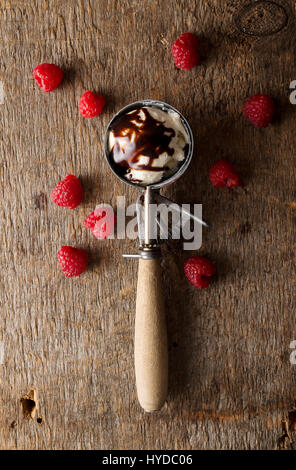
left=0, top=0, right=295, bottom=450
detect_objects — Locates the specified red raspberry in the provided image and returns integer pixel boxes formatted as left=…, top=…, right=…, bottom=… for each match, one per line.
left=209, top=159, right=240, bottom=188
left=51, top=174, right=83, bottom=209
left=184, top=256, right=216, bottom=289
left=171, top=33, right=199, bottom=70
left=57, top=246, right=88, bottom=277
left=79, top=91, right=106, bottom=118
left=84, top=206, right=114, bottom=239
left=84, top=211, right=98, bottom=231
left=33, top=63, right=64, bottom=92
left=243, top=94, right=275, bottom=127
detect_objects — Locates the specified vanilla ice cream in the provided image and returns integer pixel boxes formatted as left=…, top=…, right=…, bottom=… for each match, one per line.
left=108, top=106, right=190, bottom=185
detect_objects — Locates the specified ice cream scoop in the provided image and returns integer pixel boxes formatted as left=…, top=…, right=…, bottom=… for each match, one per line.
left=105, top=100, right=193, bottom=190
left=108, top=105, right=190, bottom=186
left=104, top=100, right=198, bottom=412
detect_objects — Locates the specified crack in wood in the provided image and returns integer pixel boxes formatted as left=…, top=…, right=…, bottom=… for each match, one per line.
left=20, top=389, right=38, bottom=419
left=278, top=407, right=296, bottom=449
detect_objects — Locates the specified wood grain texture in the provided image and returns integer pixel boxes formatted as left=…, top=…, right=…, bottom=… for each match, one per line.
left=0, top=0, right=295, bottom=450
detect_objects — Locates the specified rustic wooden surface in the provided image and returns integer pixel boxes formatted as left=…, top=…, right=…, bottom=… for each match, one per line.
left=0, top=0, right=295, bottom=450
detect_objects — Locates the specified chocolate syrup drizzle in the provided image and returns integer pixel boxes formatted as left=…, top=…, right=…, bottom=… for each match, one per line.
left=109, top=107, right=177, bottom=175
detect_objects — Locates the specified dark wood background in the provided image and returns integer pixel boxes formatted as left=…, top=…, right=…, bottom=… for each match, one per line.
left=0, top=0, right=295, bottom=450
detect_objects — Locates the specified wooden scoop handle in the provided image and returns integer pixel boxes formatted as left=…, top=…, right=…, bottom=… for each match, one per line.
left=135, top=257, right=168, bottom=412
